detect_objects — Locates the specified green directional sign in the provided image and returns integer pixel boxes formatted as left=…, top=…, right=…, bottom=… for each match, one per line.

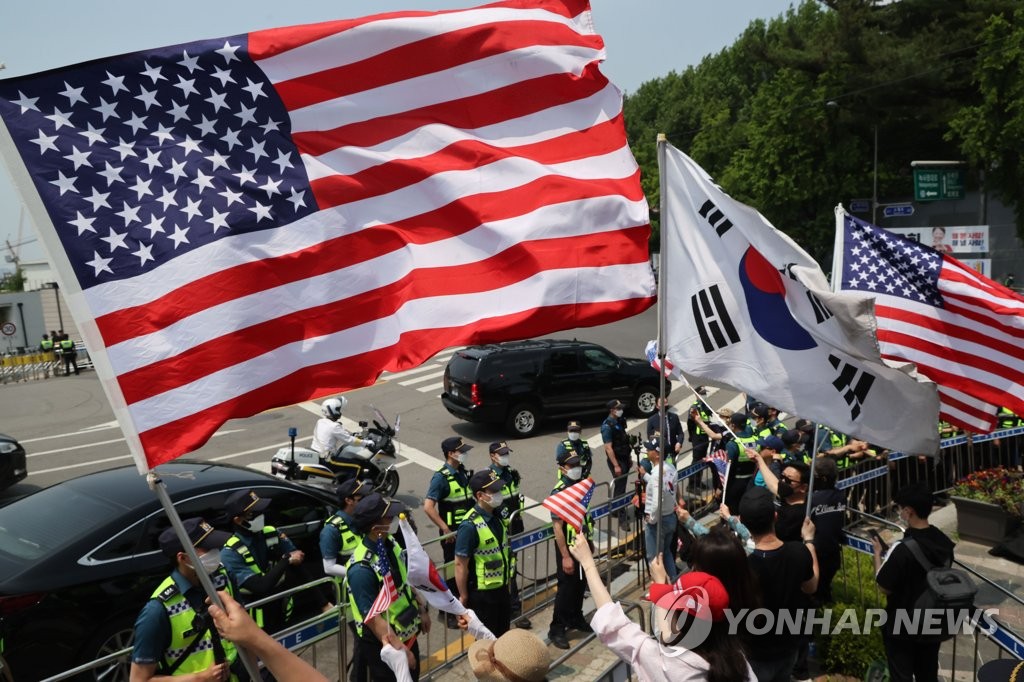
left=914, top=168, right=965, bottom=201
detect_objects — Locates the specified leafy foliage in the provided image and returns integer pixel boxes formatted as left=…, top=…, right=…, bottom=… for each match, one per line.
left=624, top=0, right=1024, bottom=257
left=951, top=466, right=1024, bottom=518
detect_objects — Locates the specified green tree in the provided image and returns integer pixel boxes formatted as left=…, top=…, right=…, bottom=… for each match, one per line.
left=949, top=8, right=1024, bottom=237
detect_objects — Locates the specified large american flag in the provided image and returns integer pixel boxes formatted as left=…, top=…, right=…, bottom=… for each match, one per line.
left=365, top=538, right=400, bottom=623
left=836, top=212, right=1024, bottom=433
left=543, top=476, right=594, bottom=532
left=0, top=0, right=654, bottom=471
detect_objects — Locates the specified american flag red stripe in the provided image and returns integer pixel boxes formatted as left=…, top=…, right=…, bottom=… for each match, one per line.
left=838, top=214, right=1024, bottom=433
left=543, top=477, right=595, bottom=532
left=0, top=0, right=653, bottom=470
left=365, top=538, right=400, bottom=623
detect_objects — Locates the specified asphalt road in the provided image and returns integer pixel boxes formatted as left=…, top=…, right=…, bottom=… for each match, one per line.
left=0, top=306, right=744, bottom=523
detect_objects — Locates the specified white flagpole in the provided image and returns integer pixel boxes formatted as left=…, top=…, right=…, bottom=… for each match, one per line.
left=655, top=133, right=669, bottom=561
left=831, top=205, right=846, bottom=294
left=805, top=424, right=820, bottom=518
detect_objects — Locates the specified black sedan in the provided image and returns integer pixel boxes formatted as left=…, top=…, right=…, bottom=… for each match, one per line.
left=0, top=460, right=337, bottom=681
left=0, top=434, right=27, bottom=492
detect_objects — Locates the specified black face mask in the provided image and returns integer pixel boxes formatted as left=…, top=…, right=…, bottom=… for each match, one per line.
left=777, top=481, right=795, bottom=499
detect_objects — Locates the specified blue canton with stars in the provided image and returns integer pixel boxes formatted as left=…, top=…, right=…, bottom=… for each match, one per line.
left=0, top=36, right=317, bottom=290
left=841, top=214, right=944, bottom=308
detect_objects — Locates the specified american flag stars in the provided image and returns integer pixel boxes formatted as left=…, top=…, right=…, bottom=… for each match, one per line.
left=842, top=219, right=944, bottom=307
left=0, top=37, right=315, bottom=287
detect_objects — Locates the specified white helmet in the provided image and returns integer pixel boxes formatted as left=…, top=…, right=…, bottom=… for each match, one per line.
left=321, top=396, right=347, bottom=420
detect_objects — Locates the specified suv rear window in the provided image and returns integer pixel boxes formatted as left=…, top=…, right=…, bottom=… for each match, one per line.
left=447, top=353, right=481, bottom=383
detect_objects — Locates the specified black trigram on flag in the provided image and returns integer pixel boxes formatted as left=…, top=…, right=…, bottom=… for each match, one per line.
left=692, top=285, right=740, bottom=353
left=806, top=291, right=833, bottom=324
left=780, top=263, right=833, bottom=324
left=828, top=354, right=875, bottom=420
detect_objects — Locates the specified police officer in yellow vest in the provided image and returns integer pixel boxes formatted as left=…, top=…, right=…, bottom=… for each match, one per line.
left=320, top=478, right=368, bottom=581
left=488, top=441, right=531, bottom=628
left=724, top=411, right=759, bottom=513
left=221, top=490, right=331, bottom=636
left=39, top=334, right=54, bottom=354
left=548, top=452, right=594, bottom=650
left=130, top=517, right=237, bottom=681
left=58, top=335, right=79, bottom=376
left=423, top=436, right=474, bottom=618
left=555, top=420, right=592, bottom=478
left=455, top=470, right=513, bottom=639
left=346, top=493, right=428, bottom=681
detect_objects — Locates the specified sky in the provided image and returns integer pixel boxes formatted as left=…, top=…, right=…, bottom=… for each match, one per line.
left=0, top=0, right=795, bottom=266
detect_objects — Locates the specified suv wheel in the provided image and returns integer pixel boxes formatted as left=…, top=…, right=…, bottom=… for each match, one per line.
left=632, top=386, right=658, bottom=417
left=505, top=403, right=539, bottom=438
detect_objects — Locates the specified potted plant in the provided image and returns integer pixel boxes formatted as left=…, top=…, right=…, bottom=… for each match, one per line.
left=950, top=467, right=1024, bottom=543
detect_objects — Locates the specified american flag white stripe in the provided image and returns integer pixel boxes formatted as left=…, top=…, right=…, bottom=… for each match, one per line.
left=102, top=197, right=648, bottom=370
left=127, top=265, right=653, bottom=432
left=837, top=212, right=1024, bottom=433
left=86, top=151, right=641, bottom=318
left=305, top=83, right=623, bottom=179
left=256, top=6, right=589, bottom=85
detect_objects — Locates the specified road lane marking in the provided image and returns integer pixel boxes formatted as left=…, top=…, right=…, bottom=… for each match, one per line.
left=416, top=381, right=444, bottom=393
left=26, top=429, right=246, bottom=458
left=19, top=420, right=120, bottom=444
left=398, top=370, right=445, bottom=386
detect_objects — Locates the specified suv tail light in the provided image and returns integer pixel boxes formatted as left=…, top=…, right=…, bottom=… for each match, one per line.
left=0, top=592, right=46, bottom=616
left=470, top=383, right=481, bottom=407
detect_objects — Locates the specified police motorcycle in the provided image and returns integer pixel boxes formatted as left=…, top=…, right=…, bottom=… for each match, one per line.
left=270, top=404, right=401, bottom=497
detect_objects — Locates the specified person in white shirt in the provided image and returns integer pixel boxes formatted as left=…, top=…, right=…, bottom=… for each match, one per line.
left=570, top=534, right=756, bottom=682
left=638, top=438, right=679, bottom=583
left=311, top=396, right=374, bottom=459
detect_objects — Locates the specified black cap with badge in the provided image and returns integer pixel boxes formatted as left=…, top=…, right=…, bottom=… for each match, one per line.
left=442, top=436, right=473, bottom=455
left=351, top=492, right=407, bottom=532
left=469, top=469, right=504, bottom=495
left=225, top=489, right=271, bottom=519
left=159, top=517, right=231, bottom=559
left=489, top=441, right=512, bottom=455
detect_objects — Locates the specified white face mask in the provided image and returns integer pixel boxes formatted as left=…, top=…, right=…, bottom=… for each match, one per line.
left=566, top=466, right=583, bottom=480
left=496, top=455, right=510, bottom=467
left=372, top=518, right=399, bottom=538
left=613, top=409, right=624, bottom=418
left=197, top=549, right=222, bottom=575
left=567, top=432, right=581, bottom=442
left=455, top=452, right=468, bottom=465
left=245, top=513, right=266, bottom=532
left=487, top=491, right=505, bottom=508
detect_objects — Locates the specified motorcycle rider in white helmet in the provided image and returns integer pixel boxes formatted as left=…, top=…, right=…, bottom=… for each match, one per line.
left=312, top=397, right=375, bottom=461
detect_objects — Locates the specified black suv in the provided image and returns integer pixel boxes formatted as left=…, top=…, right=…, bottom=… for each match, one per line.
left=441, top=339, right=667, bottom=437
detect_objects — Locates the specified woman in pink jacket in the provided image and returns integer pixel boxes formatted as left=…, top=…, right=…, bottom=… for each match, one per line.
left=569, top=534, right=755, bottom=682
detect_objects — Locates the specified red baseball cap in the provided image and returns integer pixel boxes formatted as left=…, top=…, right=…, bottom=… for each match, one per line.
left=650, top=571, right=729, bottom=622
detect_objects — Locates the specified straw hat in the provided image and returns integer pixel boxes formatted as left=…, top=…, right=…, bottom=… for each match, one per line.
left=468, top=629, right=551, bottom=682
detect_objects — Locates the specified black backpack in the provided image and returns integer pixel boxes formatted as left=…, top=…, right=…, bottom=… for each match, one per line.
left=903, top=539, right=977, bottom=641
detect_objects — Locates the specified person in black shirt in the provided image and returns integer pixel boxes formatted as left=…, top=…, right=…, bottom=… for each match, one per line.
left=749, top=445, right=808, bottom=542
left=873, top=482, right=955, bottom=682
left=741, top=487, right=818, bottom=682
left=807, top=458, right=846, bottom=604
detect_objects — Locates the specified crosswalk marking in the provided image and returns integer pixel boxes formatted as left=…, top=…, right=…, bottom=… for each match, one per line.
left=398, top=370, right=445, bottom=386
left=417, top=381, right=445, bottom=393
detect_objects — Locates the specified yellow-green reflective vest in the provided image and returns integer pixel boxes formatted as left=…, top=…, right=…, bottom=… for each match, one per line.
left=998, top=408, right=1022, bottom=430
left=346, top=540, right=421, bottom=642
left=326, top=513, right=361, bottom=565
left=151, top=569, right=238, bottom=678
left=59, top=338, right=74, bottom=350
left=734, top=433, right=758, bottom=462
left=40, top=338, right=53, bottom=350
left=224, top=527, right=293, bottom=626
left=437, top=466, right=473, bottom=527
left=462, top=507, right=511, bottom=591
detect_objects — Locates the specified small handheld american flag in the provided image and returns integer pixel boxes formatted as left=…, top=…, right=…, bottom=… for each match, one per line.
left=543, top=477, right=595, bottom=532
left=364, top=538, right=399, bottom=623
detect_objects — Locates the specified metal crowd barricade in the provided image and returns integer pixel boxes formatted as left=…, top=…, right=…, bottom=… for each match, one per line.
left=0, top=350, right=60, bottom=383
left=840, top=512, right=1024, bottom=676
left=40, top=577, right=346, bottom=682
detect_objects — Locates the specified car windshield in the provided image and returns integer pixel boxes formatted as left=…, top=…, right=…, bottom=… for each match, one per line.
left=0, top=485, right=125, bottom=561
